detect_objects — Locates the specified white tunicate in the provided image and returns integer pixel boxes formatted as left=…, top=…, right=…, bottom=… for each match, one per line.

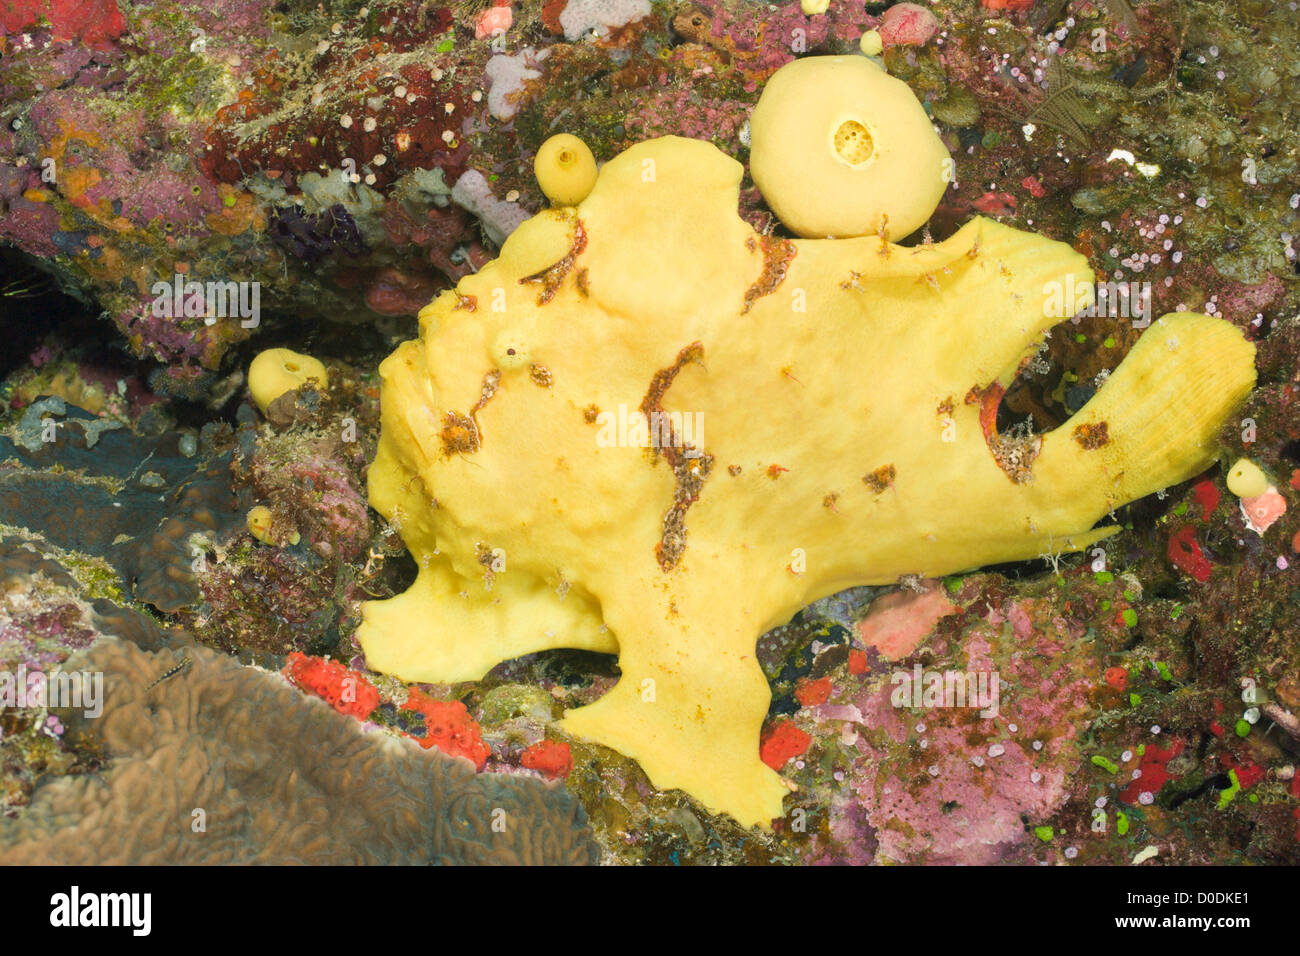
left=559, top=0, right=651, bottom=41
left=485, top=49, right=551, bottom=122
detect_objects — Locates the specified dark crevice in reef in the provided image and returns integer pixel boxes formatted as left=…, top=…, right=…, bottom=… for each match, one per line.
left=1160, top=773, right=1228, bottom=810
left=0, top=247, right=119, bottom=380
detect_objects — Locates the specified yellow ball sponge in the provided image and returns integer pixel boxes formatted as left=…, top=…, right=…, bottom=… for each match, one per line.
left=1226, top=458, right=1269, bottom=499
left=749, top=55, right=952, bottom=240
left=247, top=505, right=299, bottom=545
left=248, top=348, right=328, bottom=414
left=534, top=134, right=598, bottom=206
left=247, top=505, right=274, bottom=544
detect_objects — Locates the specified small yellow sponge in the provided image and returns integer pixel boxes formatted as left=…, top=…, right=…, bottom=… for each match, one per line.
left=248, top=348, right=328, bottom=414
left=749, top=55, right=951, bottom=240
left=1226, top=458, right=1269, bottom=499
left=247, top=505, right=274, bottom=544
left=534, top=134, right=598, bottom=206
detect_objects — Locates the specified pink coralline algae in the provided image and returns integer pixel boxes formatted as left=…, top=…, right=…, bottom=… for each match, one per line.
left=805, top=594, right=1102, bottom=864
left=668, top=0, right=864, bottom=84
left=854, top=580, right=959, bottom=660
left=289, top=457, right=371, bottom=562
left=878, top=3, right=938, bottom=48
left=0, top=173, right=60, bottom=257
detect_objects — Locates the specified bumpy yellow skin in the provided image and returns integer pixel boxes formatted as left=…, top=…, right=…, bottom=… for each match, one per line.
left=360, top=136, right=1256, bottom=827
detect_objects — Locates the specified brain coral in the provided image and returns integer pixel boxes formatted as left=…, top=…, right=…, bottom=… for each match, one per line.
left=0, top=636, right=599, bottom=864
left=358, top=129, right=1255, bottom=827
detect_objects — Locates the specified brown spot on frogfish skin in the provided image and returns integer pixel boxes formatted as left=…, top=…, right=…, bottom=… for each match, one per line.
left=639, top=343, right=705, bottom=446
left=520, top=218, right=588, bottom=306
left=440, top=412, right=479, bottom=456
left=657, top=453, right=713, bottom=573
left=863, top=464, right=896, bottom=494
left=1073, top=421, right=1110, bottom=450
left=640, top=342, right=713, bottom=572
left=742, top=234, right=796, bottom=314
left=440, top=370, right=502, bottom=456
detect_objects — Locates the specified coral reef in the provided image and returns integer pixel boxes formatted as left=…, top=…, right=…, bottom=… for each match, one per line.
left=0, top=635, right=599, bottom=864
left=0, top=0, right=873, bottom=374
left=0, top=0, right=1297, bottom=866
